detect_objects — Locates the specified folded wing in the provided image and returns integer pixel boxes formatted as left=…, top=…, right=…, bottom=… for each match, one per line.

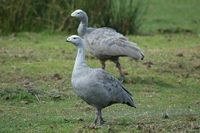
left=84, top=28, right=144, bottom=60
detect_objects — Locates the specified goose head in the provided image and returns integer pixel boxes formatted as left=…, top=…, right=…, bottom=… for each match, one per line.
left=71, top=9, right=87, bottom=21
left=66, top=35, right=83, bottom=47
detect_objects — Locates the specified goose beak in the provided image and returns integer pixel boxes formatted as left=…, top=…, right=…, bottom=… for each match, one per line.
left=66, top=37, right=71, bottom=42
left=71, top=11, right=76, bottom=17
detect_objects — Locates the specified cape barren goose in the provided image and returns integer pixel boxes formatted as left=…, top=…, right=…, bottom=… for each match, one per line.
left=71, top=9, right=144, bottom=82
left=66, top=35, right=136, bottom=125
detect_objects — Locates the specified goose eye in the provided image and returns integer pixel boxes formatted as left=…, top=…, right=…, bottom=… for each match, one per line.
left=73, top=37, right=76, bottom=40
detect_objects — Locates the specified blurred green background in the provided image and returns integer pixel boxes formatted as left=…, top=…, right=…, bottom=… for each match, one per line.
left=1, top=0, right=200, bottom=34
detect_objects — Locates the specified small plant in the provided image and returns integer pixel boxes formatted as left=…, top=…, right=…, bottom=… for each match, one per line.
left=0, top=88, right=35, bottom=102
left=109, top=0, right=147, bottom=34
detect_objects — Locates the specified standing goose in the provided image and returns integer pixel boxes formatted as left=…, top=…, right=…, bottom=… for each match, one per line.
left=71, top=9, right=144, bottom=82
left=66, top=35, right=136, bottom=125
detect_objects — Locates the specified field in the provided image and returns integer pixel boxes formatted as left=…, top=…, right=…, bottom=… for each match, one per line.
left=142, top=0, right=200, bottom=33
left=0, top=32, right=199, bottom=132
left=0, top=0, right=200, bottom=132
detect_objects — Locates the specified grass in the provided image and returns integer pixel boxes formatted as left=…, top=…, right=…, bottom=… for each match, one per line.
left=142, top=0, right=200, bottom=33
left=0, top=32, right=200, bottom=132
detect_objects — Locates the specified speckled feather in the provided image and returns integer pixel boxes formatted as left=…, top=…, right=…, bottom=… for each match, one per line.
left=72, top=67, right=135, bottom=109
left=71, top=9, right=144, bottom=61
left=84, top=28, right=144, bottom=59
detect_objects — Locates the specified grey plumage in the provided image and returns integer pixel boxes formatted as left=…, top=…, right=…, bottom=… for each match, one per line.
left=85, top=28, right=143, bottom=59
left=66, top=35, right=136, bottom=125
left=71, top=9, right=144, bottom=82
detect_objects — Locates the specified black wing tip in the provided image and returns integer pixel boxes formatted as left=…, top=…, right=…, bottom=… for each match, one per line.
left=141, top=54, right=144, bottom=60
left=122, top=86, right=133, bottom=96
left=127, top=102, right=136, bottom=108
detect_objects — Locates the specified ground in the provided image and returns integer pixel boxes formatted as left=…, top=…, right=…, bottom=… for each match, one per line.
left=0, top=32, right=199, bottom=132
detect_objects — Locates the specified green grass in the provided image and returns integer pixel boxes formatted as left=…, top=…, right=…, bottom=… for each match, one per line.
left=0, top=32, right=200, bottom=132
left=142, top=0, right=200, bottom=33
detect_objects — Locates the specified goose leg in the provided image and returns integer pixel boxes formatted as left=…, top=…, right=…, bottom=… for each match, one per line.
left=94, top=109, right=99, bottom=125
left=98, top=109, right=105, bottom=125
left=99, top=111, right=106, bottom=125
left=100, top=60, right=106, bottom=70
left=94, top=108, right=105, bottom=125
left=114, top=60, right=125, bottom=82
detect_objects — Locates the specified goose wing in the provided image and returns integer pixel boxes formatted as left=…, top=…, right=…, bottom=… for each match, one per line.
left=88, top=68, right=136, bottom=107
left=84, top=28, right=144, bottom=60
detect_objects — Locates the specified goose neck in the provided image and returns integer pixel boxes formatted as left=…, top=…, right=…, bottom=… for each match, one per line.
left=73, top=45, right=87, bottom=72
left=78, top=17, right=88, bottom=37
